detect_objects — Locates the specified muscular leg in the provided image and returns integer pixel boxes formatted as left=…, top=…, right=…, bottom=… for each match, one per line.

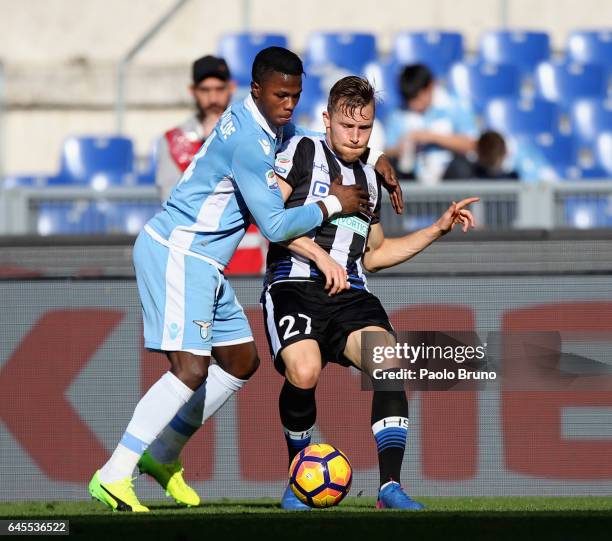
left=147, top=342, right=259, bottom=464
left=343, top=327, right=410, bottom=487
left=99, top=351, right=209, bottom=483
left=279, top=340, right=322, bottom=464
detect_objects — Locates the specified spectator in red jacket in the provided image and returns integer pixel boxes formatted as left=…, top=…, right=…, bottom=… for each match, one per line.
left=155, top=55, right=236, bottom=201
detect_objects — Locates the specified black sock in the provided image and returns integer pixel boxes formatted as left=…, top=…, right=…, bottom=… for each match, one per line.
left=279, top=379, right=317, bottom=464
left=371, top=390, right=409, bottom=487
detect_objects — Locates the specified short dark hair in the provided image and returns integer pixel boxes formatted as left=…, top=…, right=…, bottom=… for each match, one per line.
left=477, top=130, right=507, bottom=169
left=327, top=76, right=376, bottom=118
left=399, top=64, right=434, bottom=102
left=251, top=46, right=304, bottom=84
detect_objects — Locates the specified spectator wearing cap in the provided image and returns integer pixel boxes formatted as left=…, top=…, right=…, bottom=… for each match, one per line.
left=155, top=55, right=236, bottom=201
left=384, top=64, right=478, bottom=184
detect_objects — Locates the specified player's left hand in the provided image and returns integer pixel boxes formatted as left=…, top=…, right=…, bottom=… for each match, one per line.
left=374, top=155, right=404, bottom=215
left=434, top=197, right=480, bottom=235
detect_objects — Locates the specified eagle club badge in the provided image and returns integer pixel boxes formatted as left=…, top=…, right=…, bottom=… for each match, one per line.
left=193, top=320, right=212, bottom=340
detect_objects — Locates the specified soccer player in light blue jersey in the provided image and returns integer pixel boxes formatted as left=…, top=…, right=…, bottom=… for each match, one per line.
left=88, top=47, right=382, bottom=512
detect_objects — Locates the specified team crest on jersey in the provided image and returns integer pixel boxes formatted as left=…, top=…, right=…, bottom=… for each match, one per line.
left=266, top=169, right=279, bottom=190
left=193, top=320, right=212, bottom=340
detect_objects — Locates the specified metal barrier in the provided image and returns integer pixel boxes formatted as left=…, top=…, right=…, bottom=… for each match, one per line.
left=1, top=181, right=612, bottom=235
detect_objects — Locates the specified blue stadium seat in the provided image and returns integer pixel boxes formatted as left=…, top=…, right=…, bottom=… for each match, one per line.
left=218, top=33, right=288, bottom=86
left=292, top=73, right=324, bottom=124
left=570, top=98, right=612, bottom=145
left=363, top=60, right=403, bottom=117
left=595, top=131, right=612, bottom=175
left=564, top=195, right=612, bottom=228
left=392, top=31, right=464, bottom=79
left=449, top=61, right=521, bottom=112
left=36, top=201, right=109, bottom=235
left=534, top=61, right=608, bottom=108
left=485, top=98, right=558, bottom=135
left=305, top=32, right=377, bottom=74
left=60, top=136, right=135, bottom=186
left=105, top=202, right=162, bottom=235
left=479, top=31, right=551, bottom=76
left=567, top=30, right=612, bottom=67
left=521, top=132, right=578, bottom=175
left=2, top=175, right=56, bottom=189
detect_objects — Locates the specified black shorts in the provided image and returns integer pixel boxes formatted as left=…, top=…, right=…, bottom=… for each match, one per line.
left=261, top=280, right=395, bottom=374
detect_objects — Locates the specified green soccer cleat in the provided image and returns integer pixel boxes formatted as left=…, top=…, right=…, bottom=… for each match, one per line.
left=137, top=451, right=201, bottom=507
left=88, top=470, right=149, bottom=512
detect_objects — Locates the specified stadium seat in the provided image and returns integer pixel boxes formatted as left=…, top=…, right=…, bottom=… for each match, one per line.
left=2, top=175, right=55, bottom=189
left=479, top=31, right=551, bottom=76
left=526, top=132, right=578, bottom=171
left=534, top=61, right=608, bottom=108
left=36, top=201, right=109, bottom=235
left=449, top=61, right=521, bottom=112
left=218, top=33, right=288, bottom=86
left=391, top=31, right=464, bottom=79
left=363, top=60, right=403, bottom=117
left=570, top=98, right=612, bottom=144
left=292, top=73, right=324, bottom=123
left=567, top=30, right=612, bottom=67
left=105, top=202, right=162, bottom=235
left=564, top=195, right=612, bottom=228
left=485, top=98, right=559, bottom=135
left=60, top=136, right=136, bottom=186
left=595, top=131, right=612, bottom=175
left=305, top=32, right=377, bottom=74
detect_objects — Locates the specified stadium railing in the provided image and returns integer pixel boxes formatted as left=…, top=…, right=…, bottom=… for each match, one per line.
left=1, top=181, right=612, bottom=235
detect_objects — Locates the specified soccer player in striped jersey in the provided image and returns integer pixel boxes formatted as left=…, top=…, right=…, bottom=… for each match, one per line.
left=88, top=48, right=380, bottom=513
left=262, top=76, right=478, bottom=510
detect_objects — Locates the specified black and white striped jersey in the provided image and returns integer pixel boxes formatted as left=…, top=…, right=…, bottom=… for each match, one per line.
left=265, top=135, right=382, bottom=291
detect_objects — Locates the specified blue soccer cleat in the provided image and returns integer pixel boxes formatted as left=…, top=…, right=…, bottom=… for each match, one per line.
left=281, top=484, right=311, bottom=511
left=376, top=481, right=425, bottom=510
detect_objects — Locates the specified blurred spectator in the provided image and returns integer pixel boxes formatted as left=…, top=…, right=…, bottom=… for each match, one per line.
left=443, top=131, right=519, bottom=180
left=384, top=64, right=478, bottom=183
left=155, top=55, right=236, bottom=201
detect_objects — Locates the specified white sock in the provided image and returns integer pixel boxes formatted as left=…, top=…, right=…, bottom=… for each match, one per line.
left=202, top=364, right=246, bottom=422
left=99, top=371, right=194, bottom=483
left=147, top=364, right=246, bottom=464
left=147, top=382, right=206, bottom=464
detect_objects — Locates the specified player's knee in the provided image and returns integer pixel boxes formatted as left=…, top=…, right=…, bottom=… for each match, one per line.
left=169, top=354, right=209, bottom=389
left=286, top=362, right=321, bottom=389
left=232, top=352, right=260, bottom=380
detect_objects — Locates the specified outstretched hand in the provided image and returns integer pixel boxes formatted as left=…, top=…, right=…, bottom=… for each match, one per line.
left=435, top=197, right=480, bottom=235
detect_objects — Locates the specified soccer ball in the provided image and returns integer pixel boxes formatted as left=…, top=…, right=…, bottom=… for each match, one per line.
left=289, top=443, right=352, bottom=508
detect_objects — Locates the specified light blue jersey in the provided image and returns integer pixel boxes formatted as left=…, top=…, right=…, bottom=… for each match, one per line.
left=145, top=94, right=324, bottom=270
left=385, top=86, right=478, bottom=183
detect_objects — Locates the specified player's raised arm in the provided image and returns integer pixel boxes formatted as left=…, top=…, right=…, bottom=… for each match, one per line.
left=363, top=197, right=479, bottom=273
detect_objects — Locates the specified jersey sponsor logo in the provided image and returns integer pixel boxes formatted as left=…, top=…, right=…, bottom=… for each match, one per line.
left=312, top=180, right=330, bottom=197
left=258, top=138, right=271, bottom=155
left=266, top=169, right=279, bottom=190
left=330, top=215, right=369, bottom=238
left=193, top=320, right=212, bottom=340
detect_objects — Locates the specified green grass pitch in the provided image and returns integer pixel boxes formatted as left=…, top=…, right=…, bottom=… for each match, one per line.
left=2, top=498, right=612, bottom=540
